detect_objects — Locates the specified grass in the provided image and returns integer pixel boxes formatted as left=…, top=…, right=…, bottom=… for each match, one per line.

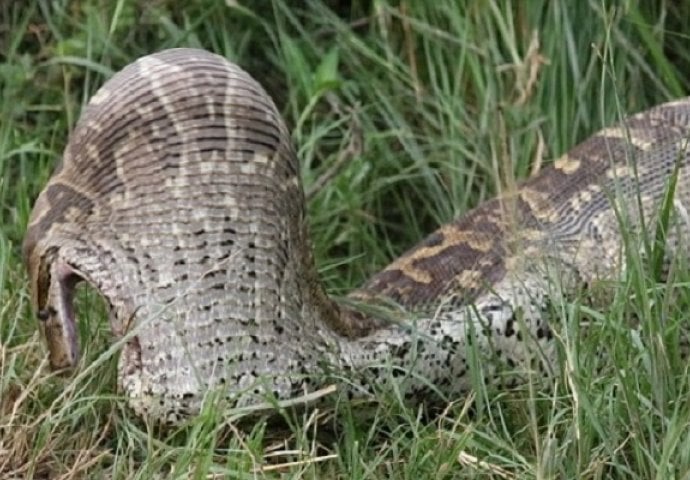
left=2, top=0, right=690, bottom=477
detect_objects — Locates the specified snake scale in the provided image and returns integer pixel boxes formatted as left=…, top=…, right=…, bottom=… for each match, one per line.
left=23, top=48, right=690, bottom=424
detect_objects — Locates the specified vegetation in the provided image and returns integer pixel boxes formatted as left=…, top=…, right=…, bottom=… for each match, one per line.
left=2, top=0, right=690, bottom=477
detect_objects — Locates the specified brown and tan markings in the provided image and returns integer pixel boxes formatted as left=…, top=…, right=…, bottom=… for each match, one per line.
left=23, top=48, right=690, bottom=424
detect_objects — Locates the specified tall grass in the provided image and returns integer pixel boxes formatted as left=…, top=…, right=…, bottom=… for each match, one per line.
left=2, top=0, right=690, bottom=477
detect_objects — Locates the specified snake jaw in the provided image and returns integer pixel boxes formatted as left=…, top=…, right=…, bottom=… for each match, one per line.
left=38, top=259, right=82, bottom=371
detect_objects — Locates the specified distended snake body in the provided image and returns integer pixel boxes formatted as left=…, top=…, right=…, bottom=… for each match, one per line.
left=23, top=48, right=690, bottom=423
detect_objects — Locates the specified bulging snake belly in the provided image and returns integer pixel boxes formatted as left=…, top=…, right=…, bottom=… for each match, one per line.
left=23, top=48, right=690, bottom=424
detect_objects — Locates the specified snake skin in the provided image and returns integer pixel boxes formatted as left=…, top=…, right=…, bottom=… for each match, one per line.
left=23, top=48, right=690, bottom=423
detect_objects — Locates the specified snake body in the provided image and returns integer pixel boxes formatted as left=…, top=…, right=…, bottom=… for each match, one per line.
left=23, top=48, right=690, bottom=423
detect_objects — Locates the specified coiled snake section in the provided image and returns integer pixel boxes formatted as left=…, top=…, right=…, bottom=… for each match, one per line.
left=23, top=48, right=690, bottom=424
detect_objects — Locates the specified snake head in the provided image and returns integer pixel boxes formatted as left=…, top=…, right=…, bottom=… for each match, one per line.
left=23, top=182, right=95, bottom=372
left=23, top=242, right=81, bottom=371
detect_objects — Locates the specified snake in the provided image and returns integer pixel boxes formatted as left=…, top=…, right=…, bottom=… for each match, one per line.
left=22, top=48, right=690, bottom=424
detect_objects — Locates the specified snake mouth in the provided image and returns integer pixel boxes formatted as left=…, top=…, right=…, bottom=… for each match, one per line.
left=41, top=260, right=81, bottom=372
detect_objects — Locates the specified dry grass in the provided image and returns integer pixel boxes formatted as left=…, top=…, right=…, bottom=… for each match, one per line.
left=3, top=1, right=690, bottom=477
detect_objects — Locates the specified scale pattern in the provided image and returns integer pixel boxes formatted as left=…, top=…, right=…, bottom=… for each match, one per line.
left=23, top=48, right=690, bottom=423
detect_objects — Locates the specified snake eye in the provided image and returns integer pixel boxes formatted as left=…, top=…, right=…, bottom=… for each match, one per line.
left=37, top=307, right=54, bottom=321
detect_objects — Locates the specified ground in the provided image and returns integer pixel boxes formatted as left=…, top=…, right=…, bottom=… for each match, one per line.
left=2, top=1, right=690, bottom=478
